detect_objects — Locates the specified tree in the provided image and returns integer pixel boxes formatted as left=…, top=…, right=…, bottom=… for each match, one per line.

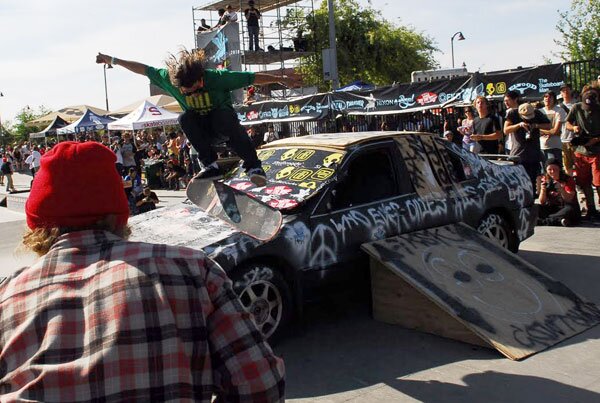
left=554, top=0, right=600, bottom=61
left=10, top=105, right=51, bottom=142
left=282, top=0, right=437, bottom=90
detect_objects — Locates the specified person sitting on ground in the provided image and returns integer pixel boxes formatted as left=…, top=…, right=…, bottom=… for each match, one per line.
left=135, top=185, right=160, bottom=214
left=164, top=160, right=186, bottom=190
left=123, top=167, right=143, bottom=214
left=0, top=141, right=285, bottom=401
left=537, top=158, right=580, bottom=227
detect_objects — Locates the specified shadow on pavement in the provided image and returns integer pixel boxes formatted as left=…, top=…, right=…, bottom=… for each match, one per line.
left=277, top=249, right=600, bottom=400
left=391, top=371, right=600, bottom=402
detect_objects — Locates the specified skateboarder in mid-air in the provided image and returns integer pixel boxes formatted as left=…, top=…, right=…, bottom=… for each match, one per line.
left=96, top=49, right=299, bottom=186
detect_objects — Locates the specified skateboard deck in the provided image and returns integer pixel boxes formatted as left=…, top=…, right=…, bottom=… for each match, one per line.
left=186, top=179, right=283, bottom=241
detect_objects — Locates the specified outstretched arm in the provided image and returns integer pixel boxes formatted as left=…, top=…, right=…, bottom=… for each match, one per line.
left=253, top=73, right=301, bottom=88
left=96, top=52, right=148, bottom=76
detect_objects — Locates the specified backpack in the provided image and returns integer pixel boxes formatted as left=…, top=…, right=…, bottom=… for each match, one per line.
left=1, top=161, right=11, bottom=174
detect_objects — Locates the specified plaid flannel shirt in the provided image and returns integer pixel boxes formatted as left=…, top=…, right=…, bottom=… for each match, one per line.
left=0, top=230, right=285, bottom=402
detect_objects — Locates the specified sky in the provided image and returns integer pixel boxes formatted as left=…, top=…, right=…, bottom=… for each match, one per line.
left=0, top=0, right=570, bottom=125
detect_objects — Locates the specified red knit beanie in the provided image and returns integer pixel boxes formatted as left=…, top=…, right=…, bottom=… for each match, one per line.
left=25, top=141, right=129, bottom=230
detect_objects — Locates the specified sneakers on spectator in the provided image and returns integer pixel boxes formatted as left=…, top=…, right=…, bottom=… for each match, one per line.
left=193, top=163, right=222, bottom=181
left=560, top=218, right=571, bottom=227
left=247, top=167, right=267, bottom=187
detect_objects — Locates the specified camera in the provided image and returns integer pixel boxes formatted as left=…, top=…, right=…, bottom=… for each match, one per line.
left=571, top=135, right=592, bottom=146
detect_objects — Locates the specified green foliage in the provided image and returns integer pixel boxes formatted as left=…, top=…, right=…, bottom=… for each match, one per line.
left=554, top=0, right=600, bottom=61
left=282, top=0, right=437, bottom=90
left=10, top=105, right=52, bottom=142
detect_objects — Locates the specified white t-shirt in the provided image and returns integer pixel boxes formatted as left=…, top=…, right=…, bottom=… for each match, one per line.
left=540, top=106, right=565, bottom=150
left=224, top=11, right=238, bottom=22
left=263, top=130, right=279, bottom=143
left=25, top=150, right=41, bottom=169
left=560, top=102, right=574, bottom=143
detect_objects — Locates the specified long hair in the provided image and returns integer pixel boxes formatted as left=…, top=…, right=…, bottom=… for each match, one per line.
left=165, top=48, right=207, bottom=88
left=22, top=215, right=131, bottom=257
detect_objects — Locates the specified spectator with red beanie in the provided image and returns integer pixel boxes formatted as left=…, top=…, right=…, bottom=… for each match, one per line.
left=0, top=141, right=285, bottom=401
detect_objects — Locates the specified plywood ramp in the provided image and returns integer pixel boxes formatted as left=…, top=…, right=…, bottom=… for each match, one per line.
left=362, top=224, right=600, bottom=360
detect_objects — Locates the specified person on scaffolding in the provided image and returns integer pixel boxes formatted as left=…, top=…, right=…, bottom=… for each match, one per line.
left=96, top=49, right=299, bottom=186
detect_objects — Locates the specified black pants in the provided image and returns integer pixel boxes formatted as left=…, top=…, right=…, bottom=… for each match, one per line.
left=538, top=203, right=580, bottom=226
left=522, top=161, right=542, bottom=195
left=178, top=109, right=260, bottom=171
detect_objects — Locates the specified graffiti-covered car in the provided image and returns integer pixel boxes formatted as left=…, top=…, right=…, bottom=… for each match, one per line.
left=130, top=131, right=537, bottom=339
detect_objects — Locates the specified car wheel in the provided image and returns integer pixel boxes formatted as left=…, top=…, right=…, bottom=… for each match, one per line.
left=231, top=264, right=293, bottom=341
left=477, top=212, right=519, bottom=253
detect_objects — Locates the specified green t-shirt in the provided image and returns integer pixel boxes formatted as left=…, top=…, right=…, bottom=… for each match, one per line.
left=145, top=67, right=255, bottom=113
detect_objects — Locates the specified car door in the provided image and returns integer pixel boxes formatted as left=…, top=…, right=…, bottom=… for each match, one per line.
left=307, top=141, right=416, bottom=275
left=394, top=134, right=455, bottom=230
left=429, top=137, right=485, bottom=226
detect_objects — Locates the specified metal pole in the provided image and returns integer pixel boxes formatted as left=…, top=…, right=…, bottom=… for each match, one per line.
left=451, top=38, right=455, bottom=69
left=103, top=65, right=110, bottom=111
left=327, top=0, right=339, bottom=89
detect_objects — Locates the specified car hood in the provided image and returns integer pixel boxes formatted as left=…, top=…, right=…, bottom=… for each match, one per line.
left=128, top=202, right=238, bottom=250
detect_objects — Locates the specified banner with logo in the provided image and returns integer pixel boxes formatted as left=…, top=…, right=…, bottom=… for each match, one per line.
left=231, top=63, right=567, bottom=122
left=329, top=76, right=477, bottom=115
left=236, top=94, right=331, bottom=125
left=475, top=63, right=565, bottom=100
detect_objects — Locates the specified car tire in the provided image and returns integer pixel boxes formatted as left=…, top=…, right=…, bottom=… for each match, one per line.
left=477, top=212, right=519, bottom=253
left=231, top=263, right=293, bottom=342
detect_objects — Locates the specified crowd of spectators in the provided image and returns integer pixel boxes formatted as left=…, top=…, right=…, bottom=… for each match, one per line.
left=2, top=79, right=598, bottom=226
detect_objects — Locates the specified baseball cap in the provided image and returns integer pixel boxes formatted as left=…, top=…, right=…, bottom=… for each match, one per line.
left=518, top=103, right=535, bottom=120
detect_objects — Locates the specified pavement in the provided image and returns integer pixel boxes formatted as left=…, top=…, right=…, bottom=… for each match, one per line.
left=1, top=172, right=600, bottom=402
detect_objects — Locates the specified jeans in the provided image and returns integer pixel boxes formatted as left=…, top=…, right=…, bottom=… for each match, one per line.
left=6, top=173, right=14, bottom=191
left=248, top=25, right=260, bottom=51
left=178, top=109, right=261, bottom=171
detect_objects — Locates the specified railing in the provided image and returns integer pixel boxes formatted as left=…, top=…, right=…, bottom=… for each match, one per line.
left=562, top=59, right=600, bottom=92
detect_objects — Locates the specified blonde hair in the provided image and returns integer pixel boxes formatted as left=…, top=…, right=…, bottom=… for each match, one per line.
left=22, top=216, right=131, bottom=257
left=165, top=48, right=207, bottom=88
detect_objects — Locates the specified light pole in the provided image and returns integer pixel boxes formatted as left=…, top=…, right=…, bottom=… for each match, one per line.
left=103, top=64, right=112, bottom=111
left=327, top=0, right=339, bottom=90
left=450, top=31, right=465, bottom=69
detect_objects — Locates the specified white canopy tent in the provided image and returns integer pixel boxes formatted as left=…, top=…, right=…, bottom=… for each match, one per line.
left=107, top=100, right=180, bottom=131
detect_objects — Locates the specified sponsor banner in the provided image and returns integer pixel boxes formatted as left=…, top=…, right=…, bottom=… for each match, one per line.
left=476, top=63, right=565, bottom=100
left=231, top=63, right=566, bottom=122
left=236, top=94, right=331, bottom=125
left=329, top=76, right=477, bottom=115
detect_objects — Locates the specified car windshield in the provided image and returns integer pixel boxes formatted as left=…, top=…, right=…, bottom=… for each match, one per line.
left=224, top=147, right=346, bottom=210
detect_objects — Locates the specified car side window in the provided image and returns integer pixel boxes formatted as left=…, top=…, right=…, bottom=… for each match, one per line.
left=395, top=135, right=444, bottom=198
left=434, top=140, right=475, bottom=183
left=330, top=148, right=398, bottom=210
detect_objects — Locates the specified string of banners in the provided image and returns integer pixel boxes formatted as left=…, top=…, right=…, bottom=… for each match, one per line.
left=235, top=63, right=565, bottom=123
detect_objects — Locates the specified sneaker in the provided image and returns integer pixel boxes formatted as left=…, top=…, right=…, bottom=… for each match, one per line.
left=247, top=167, right=267, bottom=187
left=560, top=218, right=571, bottom=227
left=193, top=163, right=222, bottom=181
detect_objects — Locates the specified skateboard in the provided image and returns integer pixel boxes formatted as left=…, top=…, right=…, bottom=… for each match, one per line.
left=186, top=179, right=283, bottom=241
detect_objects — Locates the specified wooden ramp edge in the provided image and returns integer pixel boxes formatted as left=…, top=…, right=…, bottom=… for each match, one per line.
left=362, top=223, right=600, bottom=361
